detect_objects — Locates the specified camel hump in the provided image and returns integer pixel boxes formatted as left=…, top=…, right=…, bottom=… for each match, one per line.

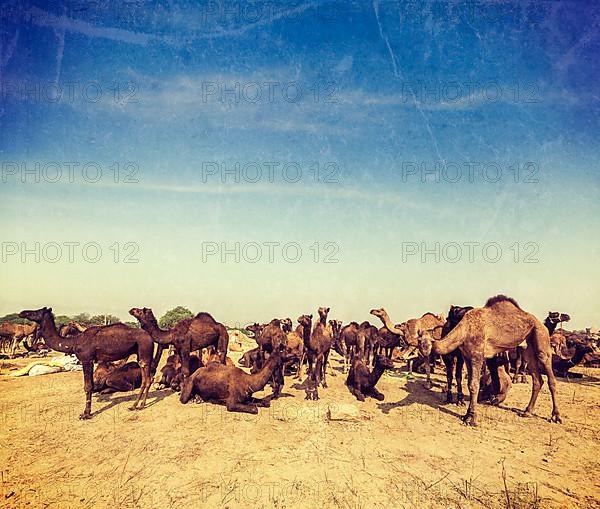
left=485, top=294, right=521, bottom=310
left=194, top=312, right=217, bottom=322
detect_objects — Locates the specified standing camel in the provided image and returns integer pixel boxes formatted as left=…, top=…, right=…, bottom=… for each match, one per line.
left=371, top=308, right=443, bottom=388
left=431, top=295, right=562, bottom=426
left=129, top=308, right=229, bottom=379
left=298, top=310, right=332, bottom=400
left=440, top=305, right=473, bottom=405
left=19, top=307, right=158, bottom=419
left=0, top=322, right=38, bottom=357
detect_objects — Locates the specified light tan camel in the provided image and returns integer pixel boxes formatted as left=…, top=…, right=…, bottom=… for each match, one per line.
left=431, top=295, right=561, bottom=426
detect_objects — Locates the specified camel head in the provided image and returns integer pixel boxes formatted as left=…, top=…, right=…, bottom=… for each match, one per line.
left=418, top=330, right=433, bottom=356
left=318, top=307, right=330, bottom=322
left=297, top=314, right=312, bottom=328
left=246, top=323, right=264, bottom=338
left=329, top=319, right=342, bottom=337
left=369, top=308, right=385, bottom=319
left=374, top=354, right=395, bottom=370
left=19, top=307, right=52, bottom=324
left=128, top=307, right=156, bottom=324
left=281, top=318, right=293, bottom=333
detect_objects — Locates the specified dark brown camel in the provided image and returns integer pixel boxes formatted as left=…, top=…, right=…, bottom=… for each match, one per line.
left=440, top=305, right=473, bottom=405
left=129, top=307, right=229, bottom=379
left=338, top=322, right=362, bottom=373
left=358, top=321, right=380, bottom=366
left=19, top=307, right=159, bottom=419
left=510, top=311, right=571, bottom=383
left=254, top=319, right=287, bottom=397
left=298, top=310, right=332, bottom=400
left=281, top=318, right=293, bottom=333
left=179, top=348, right=287, bottom=413
left=346, top=354, right=394, bottom=401
left=431, top=295, right=562, bottom=426
left=93, top=361, right=142, bottom=394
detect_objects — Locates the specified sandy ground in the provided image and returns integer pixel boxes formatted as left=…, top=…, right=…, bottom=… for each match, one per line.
left=1, top=347, right=599, bottom=509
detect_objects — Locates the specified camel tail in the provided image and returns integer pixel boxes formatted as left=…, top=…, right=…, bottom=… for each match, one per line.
left=432, top=325, right=466, bottom=355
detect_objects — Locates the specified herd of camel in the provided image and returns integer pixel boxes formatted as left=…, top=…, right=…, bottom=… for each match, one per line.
left=8, top=295, right=598, bottom=427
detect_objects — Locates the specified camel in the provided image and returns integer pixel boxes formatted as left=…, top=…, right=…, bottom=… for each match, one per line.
left=128, top=307, right=229, bottom=379
left=283, top=328, right=304, bottom=376
left=510, top=311, right=571, bottom=383
left=298, top=311, right=332, bottom=400
left=346, top=354, right=394, bottom=401
left=479, top=358, right=512, bottom=404
left=371, top=308, right=443, bottom=388
left=375, top=326, right=404, bottom=359
left=93, top=361, right=142, bottom=394
left=281, top=318, right=293, bottom=333
left=0, top=322, right=38, bottom=357
left=59, top=321, right=86, bottom=337
left=179, top=348, right=287, bottom=413
left=431, top=295, right=562, bottom=426
left=440, top=305, right=473, bottom=405
left=19, top=307, right=158, bottom=419
left=544, top=311, right=571, bottom=335
left=338, top=322, right=362, bottom=373
left=358, top=321, right=380, bottom=366
left=552, top=343, right=593, bottom=378
left=254, top=319, right=287, bottom=398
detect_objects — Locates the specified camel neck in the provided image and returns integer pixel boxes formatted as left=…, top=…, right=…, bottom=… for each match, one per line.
left=248, top=354, right=279, bottom=392
left=370, top=363, right=386, bottom=385
left=302, top=322, right=312, bottom=347
left=141, top=315, right=172, bottom=344
left=40, top=314, right=75, bottom=353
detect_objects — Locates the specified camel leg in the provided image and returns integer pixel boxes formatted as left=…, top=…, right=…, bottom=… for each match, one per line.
left=369, top=387, right=385, bottom=401
left=522, top=346, right=543, bottom=418
left=348, top=385, right=365, bottom=401
left=130, top=362, right=148, bottom=410
left=528, top=330, right=562, bottom=423
left=512, top=350, right=522, bottom=383
left=463, top=356, right=483, bottom=427
left=107, top=378, right=135, bottom=392
left=151, top=344, right=165, bottom=374
left=294, top=350, right=305, bottom=379
left=455, top=352, right=465, bottom=406
left=180, top=346, right=191, bottom=378
left=249, top=396, right=271, bottom=408
left=443, top=354, right=454, bottom=404
left=226, top=399, right=258, bottom=414
left=322, top=350, right=330, bottom=388
left=422, top=355, right=432, bottom=389
left=80, top=362, right=94, bottom=420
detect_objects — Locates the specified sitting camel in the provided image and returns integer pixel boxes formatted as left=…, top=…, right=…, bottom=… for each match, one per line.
left=478, top=358, right=512, bottom=405
left=93, top=361, right=142, bottom=394
left=179, top=348, right=287, bottom=413
left=19, top=307, right=160, bottom=419
left=431, top=295, right=562, bottom=426
left=346, top=354, right=394, bottom=401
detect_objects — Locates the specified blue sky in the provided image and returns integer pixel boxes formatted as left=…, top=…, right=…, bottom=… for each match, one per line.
left=1, top=1, right=599, bottom=328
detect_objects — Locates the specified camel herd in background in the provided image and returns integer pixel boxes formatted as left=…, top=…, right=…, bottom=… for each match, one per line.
left=6, top=295, right=599, bottom=427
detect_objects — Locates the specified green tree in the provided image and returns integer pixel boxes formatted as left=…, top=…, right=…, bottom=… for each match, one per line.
left=0, top=313, right=29, bottom=325
left=159, top=306, right=193, bottom=329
